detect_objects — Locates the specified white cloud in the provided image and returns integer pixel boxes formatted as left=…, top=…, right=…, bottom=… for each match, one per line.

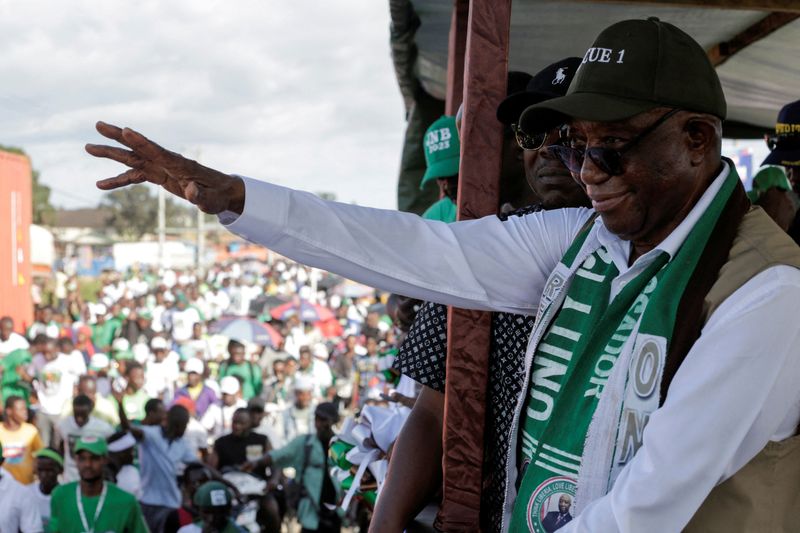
left=0, top=0, right=406, bottom=210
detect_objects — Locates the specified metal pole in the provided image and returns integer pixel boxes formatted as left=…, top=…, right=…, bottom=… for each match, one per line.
left=158, top=187, right=165, bottom=268
left=196, top=208, right=204, bottom=270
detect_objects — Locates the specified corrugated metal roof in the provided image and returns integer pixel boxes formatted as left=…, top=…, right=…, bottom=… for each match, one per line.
left=407, top=0, right=800, bottom=132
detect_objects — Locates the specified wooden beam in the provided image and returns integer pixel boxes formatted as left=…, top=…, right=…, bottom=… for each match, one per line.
left=446, top=0, right=469, bottom=115
left=567, top=0, right=800, bottom=13
left=707, top=12, right=799, bottom=66
left=437, top=0, right=511, bottom=531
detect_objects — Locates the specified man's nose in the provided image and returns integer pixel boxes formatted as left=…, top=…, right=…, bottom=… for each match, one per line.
left=578, top=152, right=611, bottom=188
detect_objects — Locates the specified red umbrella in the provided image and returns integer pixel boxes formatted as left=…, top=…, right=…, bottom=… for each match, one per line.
left=315, top=318, right=344, bottom=338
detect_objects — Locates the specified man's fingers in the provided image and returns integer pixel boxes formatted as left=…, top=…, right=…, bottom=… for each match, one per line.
left=96, top=169, right=148, bottom=190
left=85, top=144, right=145, bottom=169
left=95, top=121, right=126, bottom=144
left=121, top=127, right=183, bottom=169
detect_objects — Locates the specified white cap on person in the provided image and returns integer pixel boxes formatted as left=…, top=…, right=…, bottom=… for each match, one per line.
left=185, top=357, right=204, bottom=375
left=112, top=338, right=130, bottom=352
left=293, top=374, right=314, bottom=392
left=150, top=336, right=169, bottom=350
left=220, top=376, right=241, bottom=395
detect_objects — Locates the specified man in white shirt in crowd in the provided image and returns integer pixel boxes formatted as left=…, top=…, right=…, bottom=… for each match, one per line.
left=171, top=295, right=201, bottom=345
left=0, top=442, right=43, bottom=533
left=30, top=338, right=80, bottom=447
left=26, top=448, right=63, bottom=530
left=280, top=374, right=316, bottom=442
left=145, top=336, right=180, bottom=400
left=0, top=316, right=29, bottom=356
left=107, top=431, right=142, bottom=499
left=56, top=394, right=114, bottom=482
left=201, top=376, right=247, bottom=440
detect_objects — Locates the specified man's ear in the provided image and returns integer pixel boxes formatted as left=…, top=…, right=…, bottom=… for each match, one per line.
left=684, top=114, right=721, bottom=166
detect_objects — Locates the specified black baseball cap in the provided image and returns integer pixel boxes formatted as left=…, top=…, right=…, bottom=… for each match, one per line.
left=763, top=99, right=800, bottom=167
left=496, top=57, right=582, bottom=125
left=315, top=402, right=340, bottom=423
left=520, top=17, right=727, bottom=132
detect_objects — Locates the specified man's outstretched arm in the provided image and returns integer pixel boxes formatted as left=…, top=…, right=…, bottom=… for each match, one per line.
left=87, top=122, right=589, bottom=313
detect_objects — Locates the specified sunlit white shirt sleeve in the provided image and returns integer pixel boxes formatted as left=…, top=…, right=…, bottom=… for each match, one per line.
left=219, top=176, right=592, bottom=314
left=561, top=265, right=800, bottom=532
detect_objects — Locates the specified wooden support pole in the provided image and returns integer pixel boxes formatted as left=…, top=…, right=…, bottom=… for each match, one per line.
left=567, top=0, right=800, bottom=13
left=707, top=12, right=800, bottom=66
left=437, top=0, right=512, bottom=530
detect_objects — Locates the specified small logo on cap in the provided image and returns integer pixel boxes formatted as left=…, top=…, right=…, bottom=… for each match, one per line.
left=553, top=68, right=567, bottom=85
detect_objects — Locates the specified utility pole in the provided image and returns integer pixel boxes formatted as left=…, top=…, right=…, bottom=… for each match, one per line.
left=196, top=209, right=205, bottom=270
left=158, top=187, right=166, bottom=269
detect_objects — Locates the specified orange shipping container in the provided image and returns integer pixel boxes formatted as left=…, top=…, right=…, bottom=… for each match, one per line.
left=0, top=149, right=33, bottom=332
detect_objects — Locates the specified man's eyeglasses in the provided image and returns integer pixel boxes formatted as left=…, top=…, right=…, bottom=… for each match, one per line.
left=765, top=133, right=800, bottom=151
left=511, top=124, right=569, bottom=151
left=548, top=108, right=681, bottom=176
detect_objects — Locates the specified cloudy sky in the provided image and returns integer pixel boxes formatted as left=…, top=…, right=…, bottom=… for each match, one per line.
left=1, top=0, right=406, bottom=210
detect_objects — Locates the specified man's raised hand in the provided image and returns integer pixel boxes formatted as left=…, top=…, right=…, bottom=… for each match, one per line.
left=86, top=121, right=245, bottom=215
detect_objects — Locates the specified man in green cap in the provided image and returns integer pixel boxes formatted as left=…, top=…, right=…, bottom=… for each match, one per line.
left=419, top=115, right=460, bottom=222
left=88, top=16, right=800, bottom=533
left=49, top=436, right=148, bottom=533
left=747, top=166, right=796, bottom=231
left=176, top=481, right=247, bottom=533
left=28, top=448, right=64, bottom=530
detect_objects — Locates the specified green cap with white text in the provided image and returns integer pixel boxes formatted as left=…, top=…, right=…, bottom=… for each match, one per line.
left=421, top=115, right=460, bottom=188
left=74, top=436, right=108, bottom=457
left=520, top=17, right=726, bottom=132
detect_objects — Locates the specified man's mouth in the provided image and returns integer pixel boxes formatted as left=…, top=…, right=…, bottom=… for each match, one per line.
left=589, top=191, right=630, bottom=212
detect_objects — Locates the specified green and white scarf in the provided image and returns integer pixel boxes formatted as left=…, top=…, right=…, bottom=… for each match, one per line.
left=509, top=168, right=742, bottom=532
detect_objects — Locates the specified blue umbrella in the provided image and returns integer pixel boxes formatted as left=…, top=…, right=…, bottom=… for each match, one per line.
left=208, top=316, right=283, bottom=347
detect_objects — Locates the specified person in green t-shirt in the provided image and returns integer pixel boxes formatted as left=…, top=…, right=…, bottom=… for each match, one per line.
left=1, top=348, right=34, bottom=405
left=49, top=436, right=147, bottom=533
left=111, top=362, right=149, bottom=422
left=217, top=340, right=262, bottom=401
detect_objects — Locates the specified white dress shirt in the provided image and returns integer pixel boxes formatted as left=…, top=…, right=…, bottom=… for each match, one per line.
left=220, top=169, right=800, bottom=532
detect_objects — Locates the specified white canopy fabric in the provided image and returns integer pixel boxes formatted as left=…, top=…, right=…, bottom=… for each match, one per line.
left=407, top=0, right=800, bottom=136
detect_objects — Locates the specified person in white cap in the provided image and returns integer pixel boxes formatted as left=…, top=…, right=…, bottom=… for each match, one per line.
left=200, top=376, right=247, bottom=439
left=144, top=336, right=180, bottom=400
left=280, top=373, right=317, bottom=442
left=107, top=431, right=141, bottom=499
left=173, top=358, right=218, bottom=419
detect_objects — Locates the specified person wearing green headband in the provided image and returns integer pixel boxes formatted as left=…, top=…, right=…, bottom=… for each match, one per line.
left=748, top=166, right=796, bottom=231
left=49, top=436, right=148, bottom=533
left=28, top=448, right=63, bottom=529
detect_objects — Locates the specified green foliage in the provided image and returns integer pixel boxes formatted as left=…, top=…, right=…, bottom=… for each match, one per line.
left=0, top=144, right=55, bottom=225
left=101, top=185, right=195, bottom=240
left=102, top=184, right=157, bottom=240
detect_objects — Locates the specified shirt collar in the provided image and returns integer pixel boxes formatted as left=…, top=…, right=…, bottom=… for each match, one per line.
left=593, top=160, right=730, bottom=267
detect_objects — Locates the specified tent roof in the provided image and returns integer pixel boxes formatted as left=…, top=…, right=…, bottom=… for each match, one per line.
left=408, top=0, right=800, bottom=137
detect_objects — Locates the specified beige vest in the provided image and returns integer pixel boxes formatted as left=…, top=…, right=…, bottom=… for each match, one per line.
left=684, top=207, right=800, bottom=533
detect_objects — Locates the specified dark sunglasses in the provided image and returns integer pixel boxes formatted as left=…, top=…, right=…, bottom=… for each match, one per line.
left=511, top=124, right=569, bottom=151
left=765, top=133, right=800, bottom=151
left=549, top=108, right=681, bottom=176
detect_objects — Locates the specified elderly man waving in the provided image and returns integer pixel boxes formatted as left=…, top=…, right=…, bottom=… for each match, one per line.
left=87, top=17, right=800, bottom=533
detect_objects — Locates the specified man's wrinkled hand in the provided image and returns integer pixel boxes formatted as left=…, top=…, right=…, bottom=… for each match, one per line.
left=86, top=121, right=245, bottom=215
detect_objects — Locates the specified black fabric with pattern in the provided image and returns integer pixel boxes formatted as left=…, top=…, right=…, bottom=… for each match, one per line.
left=394, top=204, right=542, bottom=531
